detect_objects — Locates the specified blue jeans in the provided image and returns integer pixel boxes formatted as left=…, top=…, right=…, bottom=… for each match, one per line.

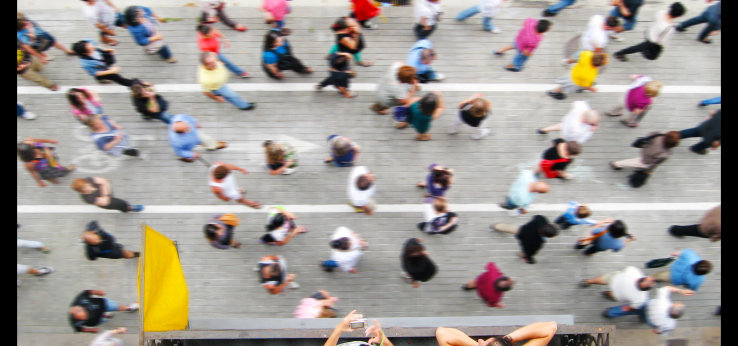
left=678, top=126, right=711, bottom=152
left=456, top=6, right=494, bottom=31
left=17, top=103, right=25, bottom=117
left=157, top=45, right=173, bottom=60
left=100, top=298, right=119, bottom=323
left=678, top=4, right=721, bottom=41
left=700, top=96, right=721, bottom=106
left=212, top=85, right=251, bottom=109
left=274, top=20, right=285, bottom=28
left=512, top=46, right=529, bottom=70
left=605, top=304, right=646, bottom=319
left=546, top=0, right=576, bottom=14
left=155, top=110, right=173, bottom=124
left=610, top=7, right=637, bottom=31
left=416, top=69, right=437, bottom=83
left=217, top=53, right=244, bottom=75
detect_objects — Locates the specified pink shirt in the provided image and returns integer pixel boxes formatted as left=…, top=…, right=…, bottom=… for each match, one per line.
left=475, top=262, right=505, bottom=307
left=263, top=0, right=289, bottom=21
left=197, top=32, right=220, bottom=54
left=626, top=85, right=652, bottom=112
left=515, top=18, right=543, bottom=53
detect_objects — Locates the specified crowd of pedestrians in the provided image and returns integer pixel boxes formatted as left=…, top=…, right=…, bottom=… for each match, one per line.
left=17, top=0, right=720, bottom=343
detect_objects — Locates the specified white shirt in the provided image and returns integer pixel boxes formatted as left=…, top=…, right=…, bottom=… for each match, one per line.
left=647, top=287, right=677, bottom=334
left=208, top=165, right=242, bottom=201
left=330, top=226, right=363, bottom=272
left=415, top=0, right=442, bottom=26
left=265, top=207, right=290, bottom=241
left=479, top=0, right=503, bottom=17
left=376, top=62, right=414, bottom=106
left=348, top=166, right=375, bottom=207
left=83, top=1, right=117, bottom=28
left=648, top=10, right=675, bottom=46
left=580, top=15, right=607, bottom=51
left=561, top=100, right=595, bottom=144
left=609, top=266, right=649, bottom=308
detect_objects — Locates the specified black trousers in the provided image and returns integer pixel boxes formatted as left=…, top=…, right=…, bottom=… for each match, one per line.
left=669, top=225, right=708, bottom=238
left=96, top=73, right=135, bottom=87
left=414, top=24, right=436, bottom=40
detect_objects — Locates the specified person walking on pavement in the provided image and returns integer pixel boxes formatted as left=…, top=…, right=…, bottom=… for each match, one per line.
left=321, top=226, right=367, bottom=273
left=609, top=131, right=680, bottom=171
left=414, top=0, right=442, bottom=40
left=208, top=161, right=262, bottom=209
left=86, top=114, right=144, bottom=158
left=198, top=52, right=255, bottom=110
left=668, top=205, right=720, bottom=241
left=329, top=17, right=372, bottom=67
left=456, top=0, right=507, bottom=33
left=547, top=51, right=608, bottom=100
left=562, top=15, right=622, bottom=65
left=401, top=238, right=437, bottom=288
left=579, top=266, right=655, bottom=312
left=542, top=0, right=575, bottom=17
left=416, top=164, right=454, bottom=198
left=68, top=290, right=139, bottom=333
left=418, top=197, right=459, bottom=235
left=196, top=24, right=251, bottom=78
left=448, top=93, right=492, bottom=139
left=574, top=218, right=634, bottom=256
left=257, top=255, right=299, bottom=294
left=614, top=3, right=686, bottom=62
left=262, top=28, right=313, bottom=79
left=535, top=139, right=581, bottom=180
left=491, top=214, right=558, bottom=264
left=67, top=88, right=104, bottom=124
left=652, top=249, right=712, bottom=291
left=494, top=18, right=551, bottom=72
left=72, top=40, right=138, bottom=87
left=603, top=286, right=693, bottom=335
left=123, top=6, right=177, bottom=63
left=260, top=206, right=308, bottom=246
left=553, top=201, right=597, bottom=230
left=168, top=113, right=228, bottom=162
left=605, top=74, right=663, bottom=128
left=204, top=213, right=243, bottom=249
left=81, top=0, right=125, bottom=46
left=17, top=224, right=53, bottom=286
left=71, top=177, right=144, bottom=213
left=396, top=91, right=446, bottom=141
left=16, top=44, right=58, bottom=91
left=315, top=52, right=357, bottom=98
left=17, top=138, right=76, bottom=188
left=17, top=13, right=75, bottom=62
left=461, top=262, right=514, bottom=308
left=437, top=321, right=557, bottom=345
left=348, top=166, right=376, bottom=215
left=498, top=169, right=550, bottom=215
left=677, top=109, right=720, bottom=155
left=129, top=82, right=173, bottom=124
left=538, top=101, right=599, bottom=144
left=675, top=0, right=720, bottom=44
left=17, top=102, right=37, bottom=120
left=371, top=62, right=419, bottom=115
left=263, top=140, right=297, bottom=175
left=82, top=220, right=140, bottom=260
left=698, top=96, right=720, bottom=107
left=200, top=0, right=248, bottom=31
left=405, top=40, right=445, bottom=83
left=608, top=0, right=644, bottom=36
left=324, top=135, right=360, bottom=167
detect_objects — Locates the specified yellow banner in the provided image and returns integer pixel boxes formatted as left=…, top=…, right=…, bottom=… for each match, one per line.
left=137, top=225, right=188, bottom=332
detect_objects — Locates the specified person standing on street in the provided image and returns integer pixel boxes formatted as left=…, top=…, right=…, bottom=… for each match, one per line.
left=491, top=214, right=558, bottom=264
left=461, top=262, right=514, bottom=308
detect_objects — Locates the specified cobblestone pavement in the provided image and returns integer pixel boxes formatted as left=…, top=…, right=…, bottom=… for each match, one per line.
left=18, top=1, right=719, bottom=344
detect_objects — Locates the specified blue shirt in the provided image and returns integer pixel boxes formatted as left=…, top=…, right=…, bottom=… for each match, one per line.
left=670, top=249, right=706, bottom=290
left=263, top=45, right=288, bottom=65
left=168, top=114, right=201, bottom=159
left=592, top=226, right=624, bottom=252
left=126, top=6, right=156, bottom=46
left=406, top=39, right=432, bottom=75
left=561, top=201, right=597, bottom=226
left=17, top=22, right=47, bottom=46
left=77, top=41, right=108, bottom=77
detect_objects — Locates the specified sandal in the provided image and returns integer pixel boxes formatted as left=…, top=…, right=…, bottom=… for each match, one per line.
left=245, top=201, right=262, bottom=209
left=235, top=24, right=247, bottom=32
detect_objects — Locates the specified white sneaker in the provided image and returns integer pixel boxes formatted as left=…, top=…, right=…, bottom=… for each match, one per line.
left=127, top=303, right=139, bottom=312
left=472, top=128, right=491, bottom=139
left=431, top=73, right=446, bottom=81
left=22, top=111, right=38, bottom=120
left=34, top=266, right=54, bottom=276
left=491, top=27, right=502, bottom=34
left=288, top=281, right=300, bottom=289
left=281, top=168, right=296, bottom=175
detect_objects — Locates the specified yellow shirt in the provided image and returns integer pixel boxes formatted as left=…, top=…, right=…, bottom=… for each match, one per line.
left=198, top=61, right=229, bottom=92
left=570, top=51, right=600, bottom=87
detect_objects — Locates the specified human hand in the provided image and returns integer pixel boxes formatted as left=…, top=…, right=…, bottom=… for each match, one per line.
left=38, top=181, right=47, bottom=187
left=214, top=96, right=226, bottom=103
left=496, top=302, right=505, bottom=308
left=365, top=319, right=384, bottom=343
left=287, top=273, right=297, bottom=282
left=670, top=251, right=680, bottom=257
left=681, top=289, right=695, bottom=296
left=338, top=310, right=364, bottom=333
left=113, top=327, right=127, bottom=334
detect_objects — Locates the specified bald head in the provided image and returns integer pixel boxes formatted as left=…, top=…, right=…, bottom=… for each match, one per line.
left=172, top=121, right=190, bottom=134
left=583, top=110, right=600, bottom=125
left=531, top=181, right=550, bottom=193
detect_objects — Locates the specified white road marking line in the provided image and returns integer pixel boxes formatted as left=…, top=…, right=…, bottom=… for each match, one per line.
left=17, top=202, right=719, bottom=213
left=17, top=83, right=721, bottom=94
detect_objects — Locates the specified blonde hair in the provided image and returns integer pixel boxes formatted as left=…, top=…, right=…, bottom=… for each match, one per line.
left=469, top=98, right=491, bottom=118
left=644, top=81, right=663, bottom=98
left=264, top=142, right=285, bottom=165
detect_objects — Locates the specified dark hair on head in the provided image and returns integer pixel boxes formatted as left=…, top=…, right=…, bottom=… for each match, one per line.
left=605, top=15, right=620, bottom=28
left=17, top=13, right=28, bottom=31
left=197, top=23, right=212, bottom=35
left=495, top=277, right=513, bottom=292
left=67, top=88, right=91, bottom=110
left=432, top=170, right=451, bottom=188
left=663, top=131, right=681, bottom=149
left=72, top=40, right=90, bottom=56
left=267, top=262, right=281, bottom=276
left=213, top=165, right=230, bottom=180
left=636, top=277, right=653, bottom=291
left=420, top=92, right=438, bottom=115
left=17, top=142, right=36, bottom=162
left=541, top=224, right=559, bottom=238
left=203, top=224, right=219, bottom=240
left=576, top=205, right=591, bottom=218
left=331, top=17, right=349, bottom=31
left=330, top=54, right=349, bottom=71
left=536, top=19, right=551, bottom=33
left=669, top=2, right=686, bottom=18
left=608, top=220, right=627, bottom=238
left=357, top=175, right=372, bottom=191
left=591, top=52, right=607, bottom=67
left=404, top=241, right=425, bottom=259
left=693, top=260, right=712, bottom=275
left=487, top=336, right=514, bottom=346
left=264, top=30, right=281, bottom=51
left=566, top=141, right=582, bottom=156
left=124, top=6, right=141, bottom=27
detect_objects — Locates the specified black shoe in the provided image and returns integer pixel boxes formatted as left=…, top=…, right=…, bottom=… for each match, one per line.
left=668, top=226, right=684, bottom=238
left=602, top=310, right=612, bottom=319
left=134, top=252, right=140, bottom=257
left=690, top=146, right=708, bottom=155
left=241, top=103, right=256, bottom=110
left=504, top=66, right=521, bottom=72
left=614, top=53, right=627, bottom=62
left=542, top=9, right=556, bottom=17
left=675, top=26, right=686, bottom=32
left=547, top=91, right=565, bottom=100
left=462, top=284, right=474, bottom=291
left=537, top=129, right=547, bottom=134
left=493, top=51, right=504, bottom=56
left=579, top=280, right=590, bottom=288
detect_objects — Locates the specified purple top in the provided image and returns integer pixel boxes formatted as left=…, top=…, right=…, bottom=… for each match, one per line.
left=515, top=18, right=543, bottom=53
left=425, top=163, right=449, bottom=198
left=626, top=85, right=652, bottom=112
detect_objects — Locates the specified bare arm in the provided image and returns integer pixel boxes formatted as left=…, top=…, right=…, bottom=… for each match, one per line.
left=25, top=162, right=46, bottom=187
left=324, top=310, right=363, bottom=346
left=203, top=91, right=226, bottom=102
left=457, top=93, right=484, bottom=108
left=92, top=177, right=112, bottom=206
left=431, top=93, right=445, bottom=120
left=95, top=66, right=121, bottom=77
left=506, top=321, right=558, bottom=346
left=264, top=63, right=284, bottom=79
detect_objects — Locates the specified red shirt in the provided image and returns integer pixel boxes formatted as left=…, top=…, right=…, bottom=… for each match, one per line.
left=475, top=262, right=504, bottom=307
left=197, top=32, right=220, bottom=54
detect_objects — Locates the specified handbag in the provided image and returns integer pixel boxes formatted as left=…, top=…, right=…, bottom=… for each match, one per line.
left=645, top=256, right=675, bottom=268
left=628, top=169, right=650, bottom=188
left=631, top=133, right=662, bottom=148
left=393, top=106, right=409, bottom=122
left=576, top=228, right=607, bottom=247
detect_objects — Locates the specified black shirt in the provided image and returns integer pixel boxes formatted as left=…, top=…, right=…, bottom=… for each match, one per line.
left=85, top=229, right=123, bottom=260
left=69, top=290, right=105, bottom=332
left=401, top=238, right=437, bottom=282
left=80, top=177, right=102, bottom=205
left=336, top=33, right=364, bottom=55
left=133, top=94, right=168, bottom=119
left=459, top=102, right=487, bottom=127
left=700, top=110, right=721, bottom=143
left=618, top=0, right=643, bottom=19
left=542, top=139, right=571, bottom=171
left=516, top=215, right=549, bottom=260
